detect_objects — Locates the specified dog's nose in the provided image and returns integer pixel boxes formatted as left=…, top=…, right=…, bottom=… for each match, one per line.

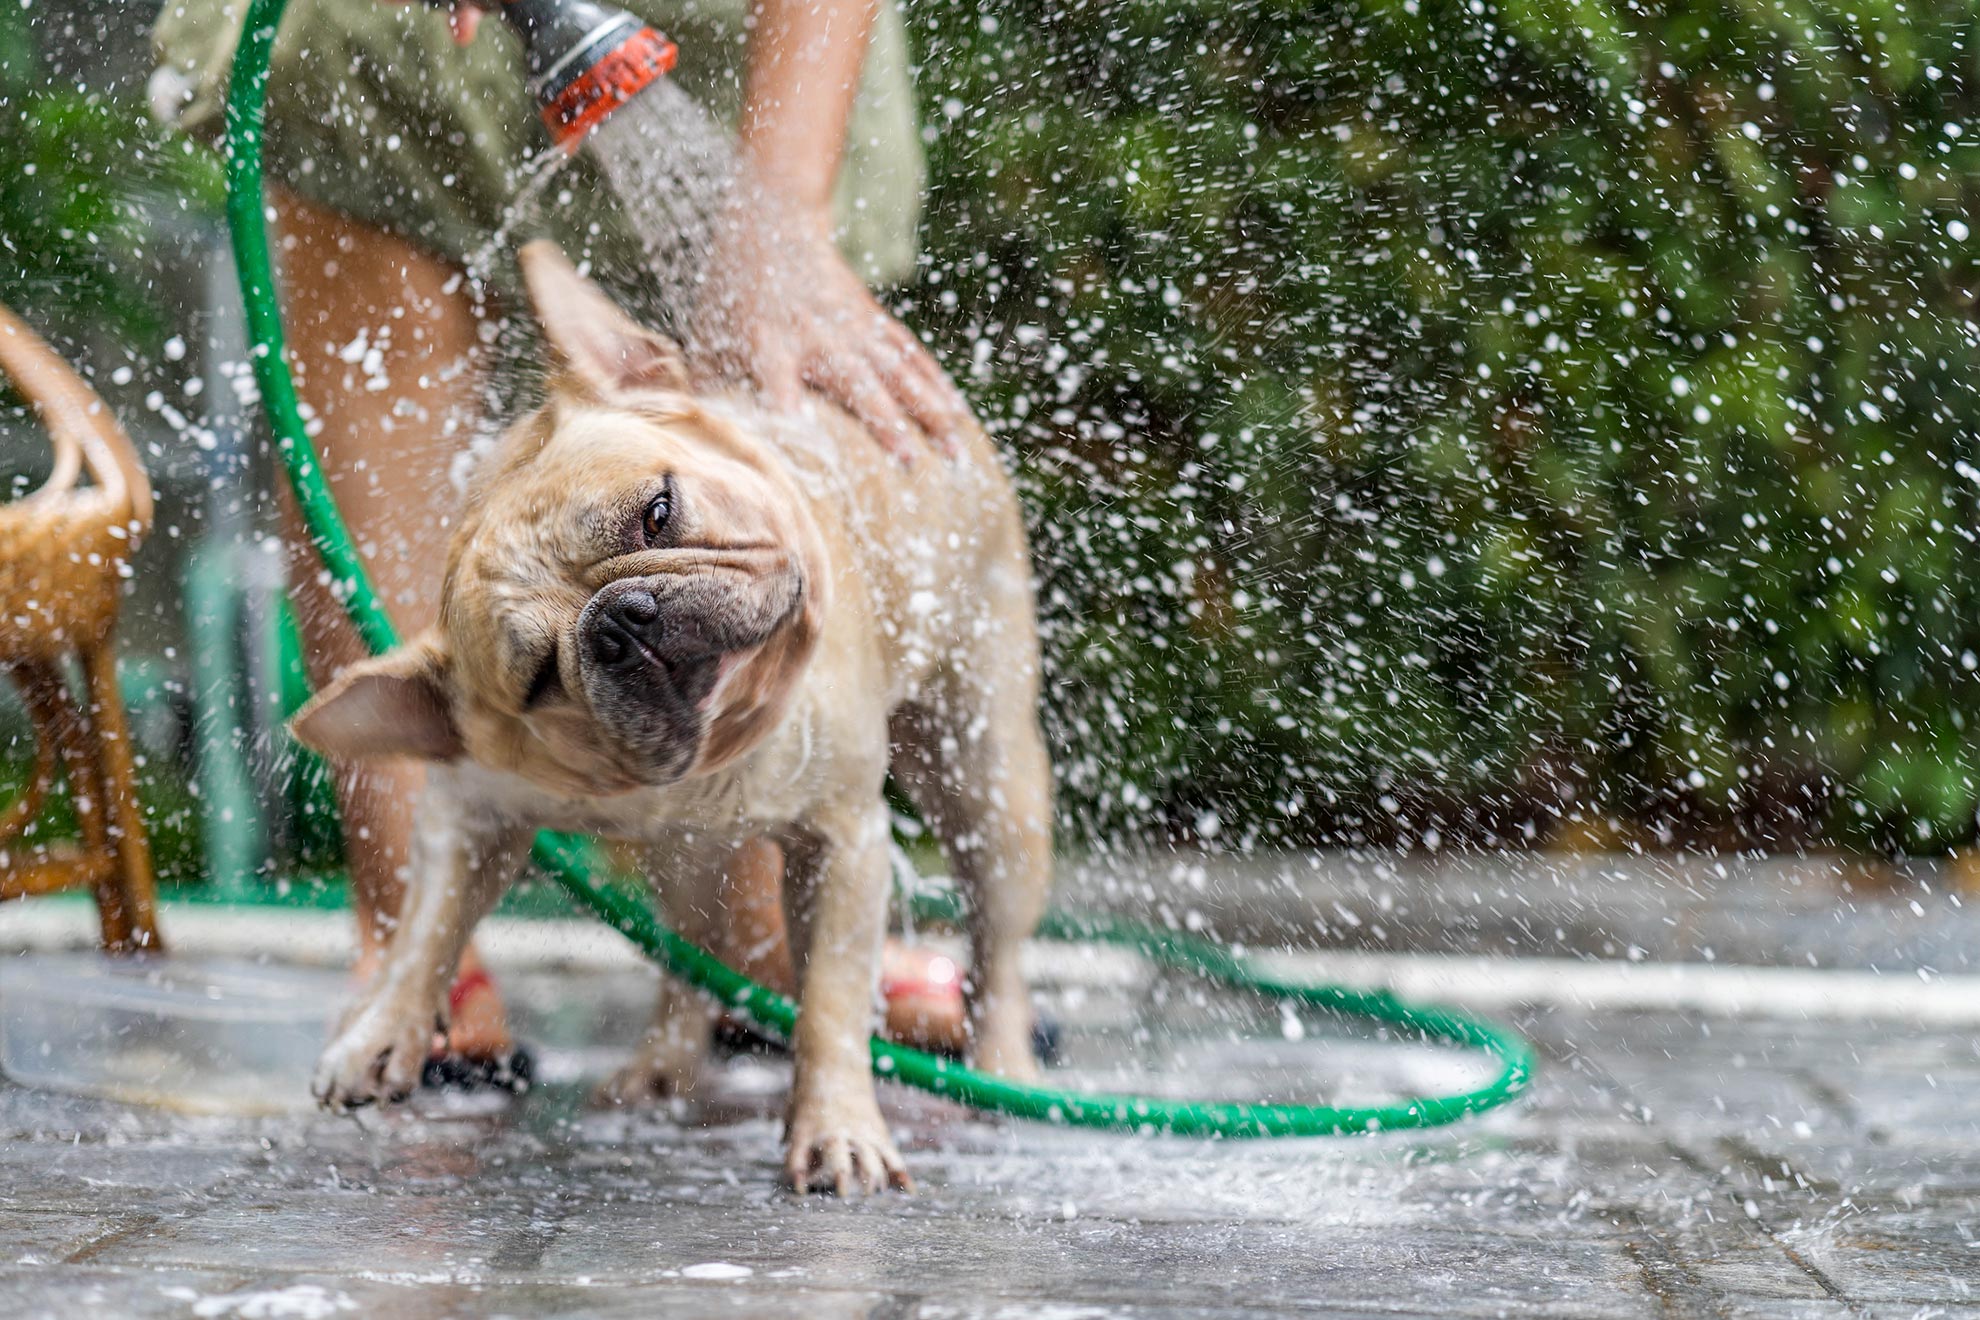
left=591, top=586, right=664, bottom=668
left=615, top=588, right=660, bottom=628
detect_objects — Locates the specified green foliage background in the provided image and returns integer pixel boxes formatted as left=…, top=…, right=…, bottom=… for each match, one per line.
left=0, top=7, right=218, bottom=343
left=10, top=0, right=1980, bottom=859
left=905, top=0, right=1980, bottom=850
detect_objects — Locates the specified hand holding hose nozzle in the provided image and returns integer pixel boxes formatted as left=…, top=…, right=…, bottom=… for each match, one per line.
left=417, top=0, right=675, bottom=148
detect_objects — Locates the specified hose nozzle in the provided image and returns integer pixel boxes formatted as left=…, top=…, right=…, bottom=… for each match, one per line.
left=476, top=0, right=677, bottom=149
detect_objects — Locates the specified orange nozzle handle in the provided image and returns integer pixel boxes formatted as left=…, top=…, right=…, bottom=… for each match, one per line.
left=540, top=25, right=677, bottom=148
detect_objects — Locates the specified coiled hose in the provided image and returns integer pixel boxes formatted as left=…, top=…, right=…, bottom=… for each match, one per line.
left=221, top=0, right=1534, bottom=1136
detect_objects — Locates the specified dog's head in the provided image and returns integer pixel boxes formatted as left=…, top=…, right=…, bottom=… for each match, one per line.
left=290, top=242, right=828, bottom=796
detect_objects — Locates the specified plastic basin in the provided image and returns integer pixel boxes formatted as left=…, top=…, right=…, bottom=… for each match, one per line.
left=0, top=953, right=347, bottom=1115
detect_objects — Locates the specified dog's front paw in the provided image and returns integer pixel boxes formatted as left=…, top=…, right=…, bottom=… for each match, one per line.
left=313, top=993, right=438, bottom=1112
left=785, top=1088, right=912, bottom=1196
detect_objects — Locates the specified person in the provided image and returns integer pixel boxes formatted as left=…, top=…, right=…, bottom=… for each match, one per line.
left=151, top=0, right=972, bottom=1073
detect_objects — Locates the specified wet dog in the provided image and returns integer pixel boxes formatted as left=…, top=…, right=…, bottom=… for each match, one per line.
left=291, top=241, right=1052, bottom=1194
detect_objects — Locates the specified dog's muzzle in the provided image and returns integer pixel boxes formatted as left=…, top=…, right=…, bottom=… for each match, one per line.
left=582, top=576, right=729, bottom=710
left=573, top=563, right=805, bottom=780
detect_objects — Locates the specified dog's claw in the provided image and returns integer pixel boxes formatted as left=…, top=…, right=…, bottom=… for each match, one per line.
left=785, top=1102, right=912, bottom=1196
left=312, top=993, right=437, bottom=1112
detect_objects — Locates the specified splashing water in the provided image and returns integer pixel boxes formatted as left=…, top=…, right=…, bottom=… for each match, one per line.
left=456, top=79, right=737, bottom=327
left=461, top=76, right=774, bottom=378
left=458, top=145, right=574, bottom=297
left=477, top=78, right=863, bottom=407
left=581, top=79, right=742, bottom=333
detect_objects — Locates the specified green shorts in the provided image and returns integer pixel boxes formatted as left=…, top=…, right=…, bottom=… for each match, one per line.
left=152, top=0, right=925, bottom=297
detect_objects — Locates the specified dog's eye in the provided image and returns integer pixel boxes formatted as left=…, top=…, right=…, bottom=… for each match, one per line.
left=523, top=646, right=561, bottom=709
left=641, top=482, right=674, bottom=546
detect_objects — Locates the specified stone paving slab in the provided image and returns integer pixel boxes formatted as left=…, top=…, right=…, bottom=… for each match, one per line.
left=1781, top=1209, right=1980, bottom=1306
left=0, top=993, right=1966, bottom=1317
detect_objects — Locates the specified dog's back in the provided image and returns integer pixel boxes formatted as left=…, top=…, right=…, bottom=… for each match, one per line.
left=744, top=401, right=1042, bottom=718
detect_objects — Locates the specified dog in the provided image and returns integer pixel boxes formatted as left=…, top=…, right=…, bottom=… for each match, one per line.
left=290, top=241, right=1052, bottom=1194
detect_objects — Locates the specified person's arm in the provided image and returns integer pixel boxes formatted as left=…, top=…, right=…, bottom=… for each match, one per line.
left=737, top=0, right=876, bottom=222
left=711, top=0, right=968, bottom=458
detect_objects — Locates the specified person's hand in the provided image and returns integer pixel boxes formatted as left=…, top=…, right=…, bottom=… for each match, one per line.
left=688, top=199, right=971, bottom=464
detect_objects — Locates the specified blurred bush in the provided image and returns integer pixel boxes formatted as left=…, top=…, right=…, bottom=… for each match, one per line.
left=907, top=0, right=1980, bottom=851
left=0, top=2, right=220, bottom=345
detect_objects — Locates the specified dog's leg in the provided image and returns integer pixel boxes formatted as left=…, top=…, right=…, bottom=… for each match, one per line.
left=314, top=805, right=528, bottom=1110
left=892, top=686, right=1052, bottom=1081
left=596, top=839, right=740, bottom=1106
left=779, top=807, right=908, bottom=1195
left=597, top=975, right=718, bottom=1105
left=955, top=719, right=1052, bottom=1082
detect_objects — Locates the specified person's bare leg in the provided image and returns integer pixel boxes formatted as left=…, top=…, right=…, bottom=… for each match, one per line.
left=271, top=187, right=510, bottom=1059
left=713, top=837, right=966, bottom=1054
left=716, top=838, right=796, bottom=993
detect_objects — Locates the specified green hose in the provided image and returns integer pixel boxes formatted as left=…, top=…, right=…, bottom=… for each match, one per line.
left=222, top=0, right=1534, bottom=1137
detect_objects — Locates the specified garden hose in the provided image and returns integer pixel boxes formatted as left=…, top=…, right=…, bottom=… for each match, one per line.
left=222, top=0, right=1534, bottom=1136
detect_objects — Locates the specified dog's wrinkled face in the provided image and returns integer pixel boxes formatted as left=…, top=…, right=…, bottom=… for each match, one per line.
left=441, top=401, right=824, bottom=793
left=290, top=242, right=827, bottom=796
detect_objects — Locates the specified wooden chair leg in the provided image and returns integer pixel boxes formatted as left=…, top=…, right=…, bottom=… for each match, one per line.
left=79, top=642, right=159, bottom=953
left=1, top=652, right=161, bottom=952
left=29, top=658, right=131, bottom=949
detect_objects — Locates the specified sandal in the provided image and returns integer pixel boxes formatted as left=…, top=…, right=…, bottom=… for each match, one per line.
left=421, top=967, right=535, bottom=1095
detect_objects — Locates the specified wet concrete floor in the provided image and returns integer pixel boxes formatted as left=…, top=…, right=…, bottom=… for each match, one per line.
left=0, top=904, right=1974, bottom=1317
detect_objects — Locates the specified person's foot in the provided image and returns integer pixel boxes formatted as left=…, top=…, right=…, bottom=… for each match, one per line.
left=441, top=958, right=515, bottom=1060
left=711, top=940, right=968, bottom=1056
left=349, top=944, right=514, bottom=1061
left=880, top=944, right=967, bottom=1056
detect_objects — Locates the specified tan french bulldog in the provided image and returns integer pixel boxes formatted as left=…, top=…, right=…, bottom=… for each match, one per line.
left=291, top=241, right=1051, bottom=1195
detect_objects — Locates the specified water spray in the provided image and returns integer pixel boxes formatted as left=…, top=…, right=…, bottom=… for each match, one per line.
left=223, top=0, right=1534, bottom=1137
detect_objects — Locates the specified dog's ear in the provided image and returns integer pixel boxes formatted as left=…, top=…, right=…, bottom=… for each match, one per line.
left=519, top=239, right=690, bottom=397
left=289, top=633, right=463, bottom=763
